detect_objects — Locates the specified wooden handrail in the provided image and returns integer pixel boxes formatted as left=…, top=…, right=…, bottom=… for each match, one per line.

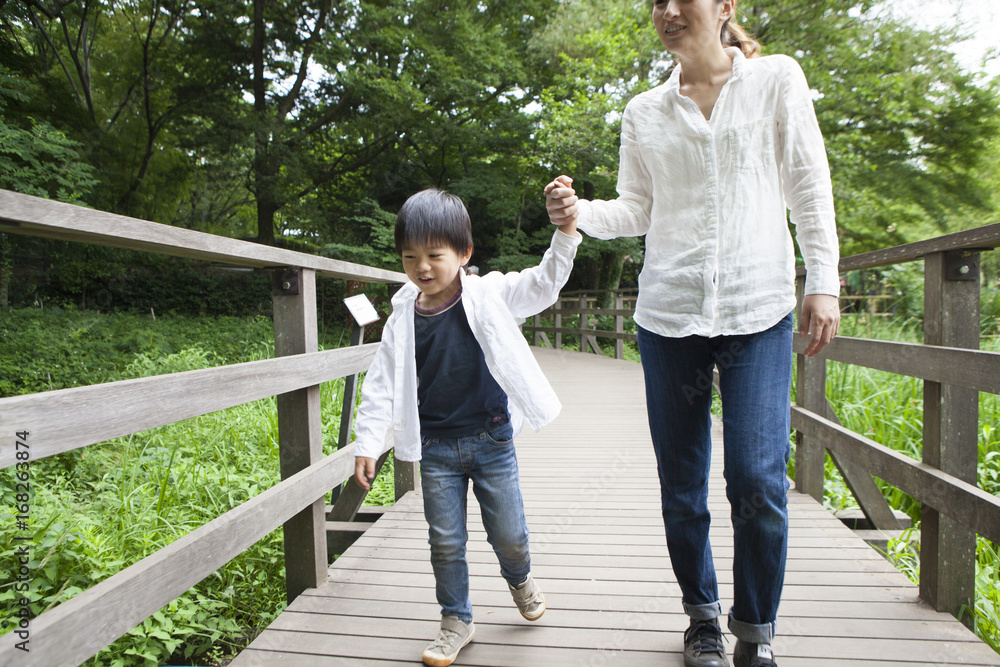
left=794, top=221, right=1000, bottom=275
left=792, top=336, right=1000, bottom=395
left=0, top=189, right=406, bottom=283
left=0, top=345, right=379, bottom=469
left=791, top=407, right=1000, bottom=543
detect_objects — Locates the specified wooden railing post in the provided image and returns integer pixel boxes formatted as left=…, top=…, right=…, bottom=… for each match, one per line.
left=794, top=276, right=826, bottom=501
left=615, top=292, right=625, bottom=360
left=579, top=294, right=588, bottom=354
left=921, top=250, right=981, bottom=623
left=330, top=319, right=365, bottom=503
left=395, top=457, right=420, bottom=501
left=272, top=268, right=327, bottom=603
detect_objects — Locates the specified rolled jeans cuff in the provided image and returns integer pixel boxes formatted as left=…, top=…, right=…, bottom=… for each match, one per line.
left=727, top=607, right=776, bottom=644
left=683, top=600, right=722, bottom=622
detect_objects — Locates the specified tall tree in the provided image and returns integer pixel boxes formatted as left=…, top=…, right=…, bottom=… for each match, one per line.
left=2, top=0, right=197, bottom=218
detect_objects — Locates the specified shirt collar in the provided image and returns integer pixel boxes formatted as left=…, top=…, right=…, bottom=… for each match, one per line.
left=666, top=47, right=750, bottom=91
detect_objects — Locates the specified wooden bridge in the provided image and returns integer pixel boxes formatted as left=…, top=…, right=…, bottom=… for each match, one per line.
left=1, top=189, right=1000, bottom=666
left=234, top=348, right=1000, bottom=666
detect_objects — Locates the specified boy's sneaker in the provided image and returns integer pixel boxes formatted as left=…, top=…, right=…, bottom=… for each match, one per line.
left=509, top=572, right=546, bottom=620
left=733, top=640, right=777, bottom=667
left=683, top=617, right=730, bottom=667
left=422, top=616, right=475, bottom=667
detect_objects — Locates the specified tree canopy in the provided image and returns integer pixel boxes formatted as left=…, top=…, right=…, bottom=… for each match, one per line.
left=1, top=0, right=998, bottom=300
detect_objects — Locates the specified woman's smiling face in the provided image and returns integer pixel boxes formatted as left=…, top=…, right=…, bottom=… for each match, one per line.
left=652, top=0, right=734, bottom=55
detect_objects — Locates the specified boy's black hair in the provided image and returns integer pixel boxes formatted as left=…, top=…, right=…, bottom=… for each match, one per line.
left=394, top=188, right=474, bottom=256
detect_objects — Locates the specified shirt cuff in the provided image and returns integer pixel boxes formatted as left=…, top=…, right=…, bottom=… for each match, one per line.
left=352, top=437, right=383, bottom=460
left=804, top=264, right=841, bottom=297
left=553, top=226, right=583, bottom=246
left=576, top=199, right=593, bottom=232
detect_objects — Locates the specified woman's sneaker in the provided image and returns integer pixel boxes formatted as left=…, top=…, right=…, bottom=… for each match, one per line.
left=733, top=640, right=777, bottom=667
left=683, top=617, right=730, bottom=667
left=509, top=573, right=546, bottom=620
left=422, top=616, right=475, bottom=667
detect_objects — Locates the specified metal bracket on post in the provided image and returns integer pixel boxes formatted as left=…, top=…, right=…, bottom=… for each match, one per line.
left=945, top=250, right=982, bottom=282
left=273, top=269, right=300, bottom=295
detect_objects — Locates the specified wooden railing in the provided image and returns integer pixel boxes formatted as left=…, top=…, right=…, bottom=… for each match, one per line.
left=524, top=223, right=1000, bottom=625
left=523, top=289, right=639, bottom=359
left=0, top=189, right=409, bottom=666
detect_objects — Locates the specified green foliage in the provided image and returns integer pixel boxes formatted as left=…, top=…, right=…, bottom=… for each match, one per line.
left=0, top=308, right=277, bottom=397
left=0, top=314, right=365, bottom=666
left=320, top=198, right=400, bottom=270
left=0, top=66, right=96, bottom=202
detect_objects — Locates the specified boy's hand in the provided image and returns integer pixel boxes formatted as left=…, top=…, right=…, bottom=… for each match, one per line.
left=545, top=175, right=579, bottom=235
left=354, top=456, right=377, bottom=490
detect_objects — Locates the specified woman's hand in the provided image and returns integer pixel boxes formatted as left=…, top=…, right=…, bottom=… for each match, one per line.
left=545, top=175, right=579, bottom=234
left=799, top=294, right=840, bottom=357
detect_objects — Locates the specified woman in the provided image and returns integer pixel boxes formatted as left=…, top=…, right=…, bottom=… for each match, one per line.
left=545, top=2, right=840, bottom=666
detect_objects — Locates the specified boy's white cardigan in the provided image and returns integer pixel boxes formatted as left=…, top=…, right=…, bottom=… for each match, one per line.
left=353, top=229, right=582, bottom=462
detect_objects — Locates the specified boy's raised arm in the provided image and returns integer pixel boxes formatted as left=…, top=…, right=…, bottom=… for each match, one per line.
left=491, top=201, right=582, bottom=320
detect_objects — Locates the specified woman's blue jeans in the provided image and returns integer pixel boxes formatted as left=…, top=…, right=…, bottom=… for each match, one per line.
left=419, top=420, right=531, bottom=623
left=637, top=313, right=793, bottom=644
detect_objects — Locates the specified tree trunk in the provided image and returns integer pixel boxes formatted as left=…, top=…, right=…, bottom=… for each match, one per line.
left=597, top=250, right=626, bottom=309
left=252, top=0, right=277, bottom=246
left=0, top=234, right=10, bottom=309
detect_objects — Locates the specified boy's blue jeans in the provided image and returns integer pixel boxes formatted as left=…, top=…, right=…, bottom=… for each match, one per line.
left=636, top=313, right=793, bottom=644
left=419, top=420, right=530, bottom=623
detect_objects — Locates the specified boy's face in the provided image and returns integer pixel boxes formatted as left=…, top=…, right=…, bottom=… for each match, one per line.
left=401, top=242, right=473, bottom=308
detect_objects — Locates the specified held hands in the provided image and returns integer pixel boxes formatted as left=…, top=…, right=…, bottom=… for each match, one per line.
left=354, top=456, right=376, bottom=490
left=544, top=175, right=579, bottom=236
left=799, top=294, right=840, bottom=357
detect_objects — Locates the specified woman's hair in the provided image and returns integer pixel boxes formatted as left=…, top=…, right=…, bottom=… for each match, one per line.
left=394, top=187, right=474, bottom=256
left=720, top=3, right=761, bottom=59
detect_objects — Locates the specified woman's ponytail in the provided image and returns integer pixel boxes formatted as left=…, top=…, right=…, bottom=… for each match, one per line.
left=721, top=18, right=761, bottom=59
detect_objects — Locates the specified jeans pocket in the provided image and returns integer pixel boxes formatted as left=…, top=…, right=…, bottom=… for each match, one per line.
left=484, top=421, right=514, bottom=446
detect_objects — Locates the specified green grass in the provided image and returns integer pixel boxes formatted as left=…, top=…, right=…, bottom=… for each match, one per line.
left=0, top=308, right=394, bottom=666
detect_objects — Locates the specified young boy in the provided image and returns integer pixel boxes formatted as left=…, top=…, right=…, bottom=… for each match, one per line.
left=352, top=187, right=580, bottom=667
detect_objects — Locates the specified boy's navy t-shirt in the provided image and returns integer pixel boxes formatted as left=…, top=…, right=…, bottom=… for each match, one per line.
left=414, top=290, right=509, bottom=438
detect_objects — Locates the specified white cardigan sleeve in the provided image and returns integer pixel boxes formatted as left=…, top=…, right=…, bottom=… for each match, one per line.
left=352, top=313, right=398, bottom=460
left=484, top=227, right=582, bottom=321
left=776, top=55, right=840, bottom=297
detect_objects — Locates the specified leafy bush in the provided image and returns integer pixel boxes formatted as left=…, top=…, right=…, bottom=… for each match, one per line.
left=0, top=309, right=374, bottom=666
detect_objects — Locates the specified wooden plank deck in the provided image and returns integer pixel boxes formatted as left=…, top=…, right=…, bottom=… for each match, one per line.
left=232, top=347, right=1000, bottom=666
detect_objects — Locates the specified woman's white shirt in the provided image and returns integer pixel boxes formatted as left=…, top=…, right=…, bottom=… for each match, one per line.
left=577, top=48, right=839, bottom=338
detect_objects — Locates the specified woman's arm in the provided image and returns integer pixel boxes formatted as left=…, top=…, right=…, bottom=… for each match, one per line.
left=776, top=55, right=840, bottom=355
left=546, top=108, right=655, bottom=241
